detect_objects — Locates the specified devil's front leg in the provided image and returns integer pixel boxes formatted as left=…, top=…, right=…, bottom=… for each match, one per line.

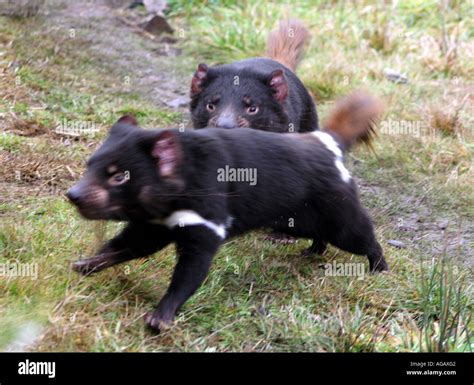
left=145, top=226, right=222, bottom=332
left=73, top=222, right=173, bottom=275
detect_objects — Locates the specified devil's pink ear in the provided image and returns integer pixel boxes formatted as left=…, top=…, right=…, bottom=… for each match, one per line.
left=268, top=69, right=288, bottom=103
left=116, top=114, right=138, bottom=126
left=191, top=63, right=209, bottom=97
left=151, top=130, right=182, bottom=178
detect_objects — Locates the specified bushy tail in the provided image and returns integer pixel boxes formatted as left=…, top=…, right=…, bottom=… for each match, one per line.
left=266, top=19, right=310, bottom=72
left=324, top=92, right=384, bottom=151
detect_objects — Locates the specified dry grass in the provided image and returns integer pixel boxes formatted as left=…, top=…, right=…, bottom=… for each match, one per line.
left=427, top=94, right=470, bottom=137
left=0, top=0, right=46, bottom=18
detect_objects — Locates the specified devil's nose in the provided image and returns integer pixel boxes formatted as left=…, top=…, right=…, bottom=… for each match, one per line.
left=216, top=115, right=237, bottom=129
left=66, top=187, right=81, bottom=204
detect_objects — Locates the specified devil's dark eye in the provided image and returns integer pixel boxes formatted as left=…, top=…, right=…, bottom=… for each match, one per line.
left=206, top=103, right=216, bottom=112
left=108, top=171, right=129, bottom=186
left=247, top=106, right=259, bottom=115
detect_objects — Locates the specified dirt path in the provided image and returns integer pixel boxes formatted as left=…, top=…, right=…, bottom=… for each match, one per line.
left=48, top=0, right=191, bottom=111
left=358, top=180, right=473, bottom=269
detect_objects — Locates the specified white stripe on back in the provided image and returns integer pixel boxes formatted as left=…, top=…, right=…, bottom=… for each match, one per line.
left=311, top=131, right=351, bottom=183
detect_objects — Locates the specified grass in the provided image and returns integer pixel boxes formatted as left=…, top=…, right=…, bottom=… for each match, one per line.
left=0, top=0, right=473, bottom=352
left=170, top=0, right=474, bottom=102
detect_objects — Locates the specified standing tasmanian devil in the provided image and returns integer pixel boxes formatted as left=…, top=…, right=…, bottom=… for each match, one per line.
left=67, top=92, right=388, bottom=332
left=190, top=19, right=319, bottom=132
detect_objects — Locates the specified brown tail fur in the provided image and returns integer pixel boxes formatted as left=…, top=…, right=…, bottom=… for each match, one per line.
left=266, top=19, right=310, bottom=72
left=324, top=92, right=384, bottom=151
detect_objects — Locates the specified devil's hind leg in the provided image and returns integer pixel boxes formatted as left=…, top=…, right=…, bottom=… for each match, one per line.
left=302, top=238, right=327, bottom=256
left=327, top=210, right=388, bottom=272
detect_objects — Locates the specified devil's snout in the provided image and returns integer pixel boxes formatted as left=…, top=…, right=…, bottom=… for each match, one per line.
left=66, top=185, right=82, bottom=205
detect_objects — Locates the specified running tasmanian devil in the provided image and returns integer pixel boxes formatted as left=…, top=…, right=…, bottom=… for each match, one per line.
left=67, top=92, right=388, bottom=332
left=190, top=19, right=319, bottom=132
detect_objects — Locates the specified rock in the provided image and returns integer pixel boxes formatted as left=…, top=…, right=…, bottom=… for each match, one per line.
left=142, top=14, right=173, bottom=36
left=166, top=95, right=190, bottom=108
left=387, top=240, right=407, bottom=249
left=383, top=68, right=408, bottom=84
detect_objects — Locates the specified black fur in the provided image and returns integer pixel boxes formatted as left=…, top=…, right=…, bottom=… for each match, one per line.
left=67, top=120, right=387, bottom=332
left=190, top=58, right=319, bottom=133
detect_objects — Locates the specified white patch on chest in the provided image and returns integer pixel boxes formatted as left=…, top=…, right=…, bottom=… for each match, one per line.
left=151, top=210, right=227, bottom=239
left=311, top=131, right=351, bottom=183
